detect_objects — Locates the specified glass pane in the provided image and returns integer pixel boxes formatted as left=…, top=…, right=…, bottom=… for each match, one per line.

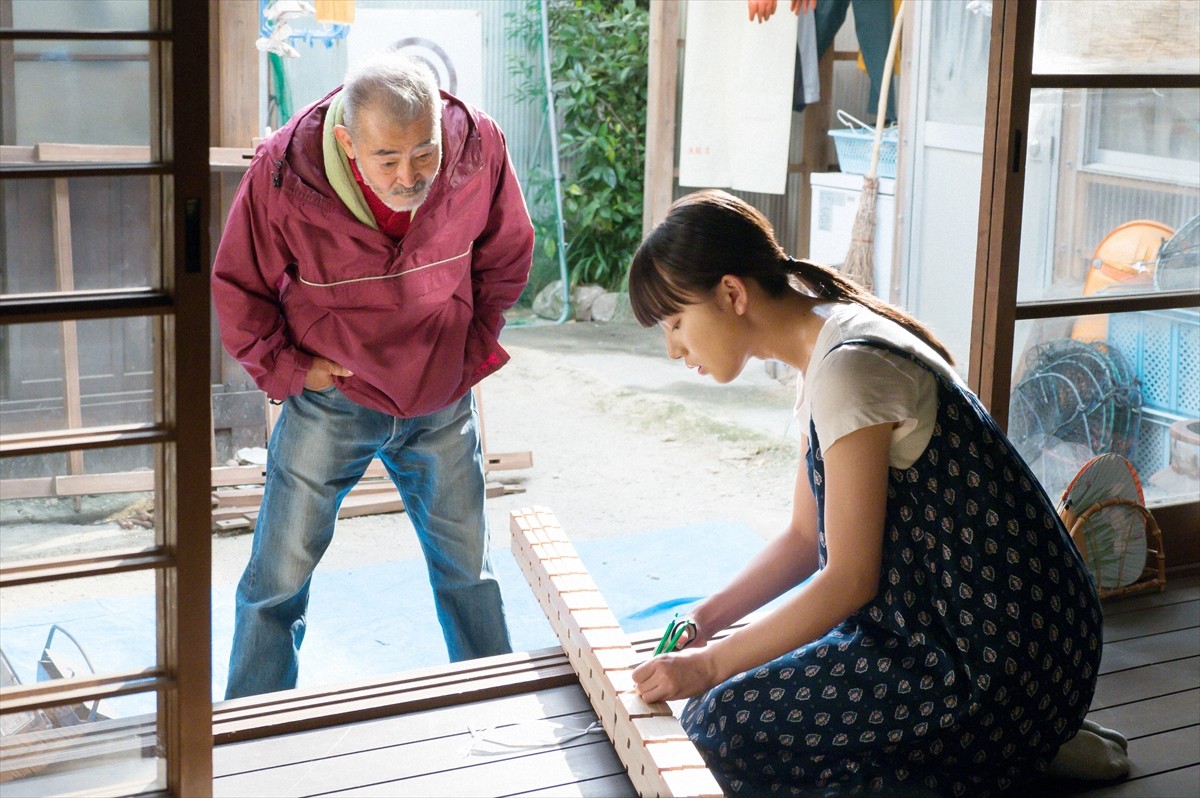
left=1016, top=89, right=1200, bottom=304
left=1, top=175, right=160, bottom=291
left=0, top=689, right=164, bottom=792
left=0, top=570, right=159, bottom=694
left=1, top=445, right=158, bottom=566
left=1033, top=0, right=1200, bottom=75
left=7, top=0, right=152, bottom=31
left=926, top=0, right=990, bottom=126
left=0, top=318, right=157, bottom=433
left=7, top=40, right=152, bottom=151
left=1010, top=310, right=1199, bottom=508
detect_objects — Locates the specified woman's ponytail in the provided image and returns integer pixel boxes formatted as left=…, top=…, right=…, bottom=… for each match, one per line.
left=783, top=257, right=955, bottom=365
left=629, top=189, right=955, bottom=367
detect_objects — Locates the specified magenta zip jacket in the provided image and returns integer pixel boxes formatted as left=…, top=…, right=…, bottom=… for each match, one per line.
left=212, top=87, right=534, bottom=418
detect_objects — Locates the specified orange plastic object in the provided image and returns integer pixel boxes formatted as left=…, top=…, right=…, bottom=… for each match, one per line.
left=1072, top=220, right=1174, bottom=342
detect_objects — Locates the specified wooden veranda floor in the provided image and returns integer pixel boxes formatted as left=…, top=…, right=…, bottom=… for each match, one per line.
left=213, top=574, right=1200, bottom=797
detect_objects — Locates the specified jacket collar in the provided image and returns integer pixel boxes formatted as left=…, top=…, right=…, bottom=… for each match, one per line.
left=270, top=86, right=481, bottom=215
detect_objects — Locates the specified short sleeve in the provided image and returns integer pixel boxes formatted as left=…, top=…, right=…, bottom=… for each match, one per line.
left=809, top=344, right=939, bottom=468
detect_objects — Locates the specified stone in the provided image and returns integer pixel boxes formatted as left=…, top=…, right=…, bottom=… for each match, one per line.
left=532, top=280, right=569, bottom=320
left=573, top=285, right=607, bottom=321
left=590, top=291, right=632, bottom=323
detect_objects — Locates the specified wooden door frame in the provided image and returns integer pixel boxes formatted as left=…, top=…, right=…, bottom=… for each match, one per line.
left=0, top=1, right=212, bottom=793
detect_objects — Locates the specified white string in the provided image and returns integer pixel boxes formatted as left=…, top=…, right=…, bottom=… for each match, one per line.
left=462, top=719, right=604, bottom=757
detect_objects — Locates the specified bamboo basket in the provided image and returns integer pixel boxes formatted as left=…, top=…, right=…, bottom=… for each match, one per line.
left=1065, top=497, right=1167, bottom=600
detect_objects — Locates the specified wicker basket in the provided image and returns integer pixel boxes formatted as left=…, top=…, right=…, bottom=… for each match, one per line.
left=1065, top=497, right=1166, bottom=600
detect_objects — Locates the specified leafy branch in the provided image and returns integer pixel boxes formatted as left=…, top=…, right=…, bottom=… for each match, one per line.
left=507, top=0, right=649, bottom=292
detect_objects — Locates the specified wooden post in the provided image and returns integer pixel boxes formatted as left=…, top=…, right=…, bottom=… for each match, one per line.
left=510, top=507, right=722, bottom=798
left=642, top=0, right=680, bottom=235
left=51, top=178, right=85, bottom=480
left=969, top=0, right=1036, bottom=425
left=211, top=0, right=265, bottom=462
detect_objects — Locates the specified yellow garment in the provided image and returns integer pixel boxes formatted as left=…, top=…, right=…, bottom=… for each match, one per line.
left=314, top=0, right=355, bottom=24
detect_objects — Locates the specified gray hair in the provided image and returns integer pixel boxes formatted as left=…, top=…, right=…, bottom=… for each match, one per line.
left=342, top=51, right=442, bottom=136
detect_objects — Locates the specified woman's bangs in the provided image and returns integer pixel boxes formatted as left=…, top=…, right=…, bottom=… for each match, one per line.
left=629, top=256, right=693, bottom=327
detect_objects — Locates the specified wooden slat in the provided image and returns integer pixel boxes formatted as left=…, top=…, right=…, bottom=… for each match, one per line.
left=216, top=716, right=609, bottom=796
left=1090, top=656, right=1200, bottom=710
left=1103, top=574, right=1200, bottom=615
left=1103, top=600, right=1199, bottom=643
left=213, top=479, right=396, bottom=508
left=1068, top=727, right=1200, bottom=797
left=325, top=740, right=628, bottom=798
left=36, top=143, right=152, bottom=162
left=1076, top=764, right=1200, bottom=798
left=1086, top=689, right=1199, bottom=740
left=0, top=548, right=170, bottom=589
left=0, top=714, right=156, bottom=778
left=51, top=177, right=84, bottom=479
left=0, top=145, right=36, bottom=164
left=216, top=685, right=592, bottom=776
left=332, top=491, right=404, bottom=518
left=1098, top=629, right=1199, bottom=675
left=0, top=671, right=166, bottom=716
left=510, top=507, right=721, bottom=798
left=213, top=648, right=579, bottom=744
left=55, top=471, right=154, bottom=495
left=0, top=477, right=55, bottom=499
left=0, top=451, right=527, bottom=500
left=0, top=144, right=257, bottom=169
left=485, top=450, right=534, bottom=472
left=516, top=773, right=639, bottom=798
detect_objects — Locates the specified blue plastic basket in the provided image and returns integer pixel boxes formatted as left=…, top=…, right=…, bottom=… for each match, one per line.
left=829, top=111, right=898, bottom=179
left=1107, top=308, right=1200, bottom=417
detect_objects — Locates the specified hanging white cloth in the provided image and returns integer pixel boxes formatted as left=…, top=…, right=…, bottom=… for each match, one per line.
left=678, top=0, right=798, bottom=195
left=797, top=7, right=821, bottom=105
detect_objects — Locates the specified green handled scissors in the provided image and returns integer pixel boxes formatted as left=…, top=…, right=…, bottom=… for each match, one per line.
left=654, top=613, right=697, bottom=656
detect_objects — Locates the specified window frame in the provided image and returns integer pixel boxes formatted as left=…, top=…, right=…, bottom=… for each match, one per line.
left=970, top=0, right=1200, bottom=567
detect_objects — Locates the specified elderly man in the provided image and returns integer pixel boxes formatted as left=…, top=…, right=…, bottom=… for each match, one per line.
left=213, top=51, right=533, bottom=698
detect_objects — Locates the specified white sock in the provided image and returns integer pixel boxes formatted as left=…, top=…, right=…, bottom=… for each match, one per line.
left=1081, top=718, right=1129, bottom=753
left=1047, top=728, right=1131, bottom=781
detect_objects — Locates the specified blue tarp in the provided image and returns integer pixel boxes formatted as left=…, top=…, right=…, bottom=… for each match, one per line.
left=0, top=519, right=770, bottom=714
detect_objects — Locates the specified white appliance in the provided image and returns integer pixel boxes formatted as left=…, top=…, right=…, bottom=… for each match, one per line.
left=809, top=171, right=896, bottom=300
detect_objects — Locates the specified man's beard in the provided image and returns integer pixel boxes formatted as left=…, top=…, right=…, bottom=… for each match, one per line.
left=366, top=170, right=438, bottom=213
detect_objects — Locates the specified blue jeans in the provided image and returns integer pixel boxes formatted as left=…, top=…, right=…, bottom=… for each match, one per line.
left=224, top=387, right=512, bottom=699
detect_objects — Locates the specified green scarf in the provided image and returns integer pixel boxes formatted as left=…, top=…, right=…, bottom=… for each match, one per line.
left=323, top=90, right=376, bottom=229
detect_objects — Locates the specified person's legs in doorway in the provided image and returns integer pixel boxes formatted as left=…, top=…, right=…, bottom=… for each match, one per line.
left=383, top=390, right=513, bottom=662
left=224, top=386, right=385, bottom=699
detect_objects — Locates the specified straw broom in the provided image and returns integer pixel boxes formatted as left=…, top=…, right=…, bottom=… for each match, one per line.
left=842, top=1, right=905, bottom=294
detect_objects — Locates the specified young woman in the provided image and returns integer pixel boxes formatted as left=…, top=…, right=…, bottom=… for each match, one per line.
left=629, top=190, right=1125, bottom=796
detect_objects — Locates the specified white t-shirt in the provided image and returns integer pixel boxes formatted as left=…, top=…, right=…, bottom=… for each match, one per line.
left=794, top=302, right=961, bottom=470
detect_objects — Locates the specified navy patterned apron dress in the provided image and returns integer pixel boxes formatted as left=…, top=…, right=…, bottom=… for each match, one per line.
left=681, top=339, right=1102, bottom=797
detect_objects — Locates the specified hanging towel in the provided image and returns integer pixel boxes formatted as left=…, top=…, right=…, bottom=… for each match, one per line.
left=792, top=8, right=821, bottom=112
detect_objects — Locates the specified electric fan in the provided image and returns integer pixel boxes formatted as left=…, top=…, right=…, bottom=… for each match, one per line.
left=1154, top=213, right=1200, bottom=292
left=1009, top=339, right=1143, bottom=499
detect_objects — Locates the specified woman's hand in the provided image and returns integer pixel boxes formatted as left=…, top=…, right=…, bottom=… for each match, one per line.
left=748, top=0, right=813, bottom=22
left=304, top=356, right=353, bottom=391
left=747, top=0, right=777, bottom=23
left=632, top=647, right=719, bottom=703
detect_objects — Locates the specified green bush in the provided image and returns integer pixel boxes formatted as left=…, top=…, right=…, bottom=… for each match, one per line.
left=507, top=0, right=649, bottom=293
